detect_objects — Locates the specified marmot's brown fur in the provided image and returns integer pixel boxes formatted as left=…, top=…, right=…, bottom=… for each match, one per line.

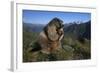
left=32, top=18, right=64, bottom=54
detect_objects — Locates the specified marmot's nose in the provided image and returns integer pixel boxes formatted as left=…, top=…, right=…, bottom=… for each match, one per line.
left=58, top=28, right=64, bottom=35
left=60, top=28, right=63, bottom=31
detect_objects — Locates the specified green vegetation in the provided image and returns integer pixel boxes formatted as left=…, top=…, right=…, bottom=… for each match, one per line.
left=23, top=31, right=91, bottom=62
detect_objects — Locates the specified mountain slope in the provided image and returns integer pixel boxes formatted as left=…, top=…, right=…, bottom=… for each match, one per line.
left=64, top=21, right=91, bottom=40
left=23, top=22, right=44, bottom=32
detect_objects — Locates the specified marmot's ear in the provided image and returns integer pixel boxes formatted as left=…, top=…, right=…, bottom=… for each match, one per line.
left=45, top=25, right=59, bottom=41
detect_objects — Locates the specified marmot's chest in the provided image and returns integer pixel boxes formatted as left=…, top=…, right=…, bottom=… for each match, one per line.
left=48, top=41, right=60, bottom=49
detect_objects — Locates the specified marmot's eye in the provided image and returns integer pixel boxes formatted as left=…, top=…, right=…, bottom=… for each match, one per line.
left=61, top=25, right=64, bottom=28
left=58, top=24, right=64, bottom=29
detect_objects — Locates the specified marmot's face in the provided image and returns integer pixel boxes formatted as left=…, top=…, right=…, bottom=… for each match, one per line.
left=57, top=28, right=64, bottom=36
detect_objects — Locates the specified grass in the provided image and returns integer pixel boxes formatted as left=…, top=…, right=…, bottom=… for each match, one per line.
left=23, top=31, right=91, bottom=62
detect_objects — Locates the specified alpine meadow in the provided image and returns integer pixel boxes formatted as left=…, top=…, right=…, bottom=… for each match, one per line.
left=23, top=10, right=91, bottom=62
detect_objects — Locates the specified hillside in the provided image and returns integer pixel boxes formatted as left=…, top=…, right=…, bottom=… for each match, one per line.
left=23, top=20, right=91, bottom=62
left=64, top=21, right=91, bottom=40
left=23, top=22, right=44, bottom=32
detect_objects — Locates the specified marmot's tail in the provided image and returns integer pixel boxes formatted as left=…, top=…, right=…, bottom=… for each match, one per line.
left=30, top=42, right=42, bottom=52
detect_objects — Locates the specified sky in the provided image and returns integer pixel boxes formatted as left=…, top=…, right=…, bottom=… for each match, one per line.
left=23, top=10, right=91, bottom=25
